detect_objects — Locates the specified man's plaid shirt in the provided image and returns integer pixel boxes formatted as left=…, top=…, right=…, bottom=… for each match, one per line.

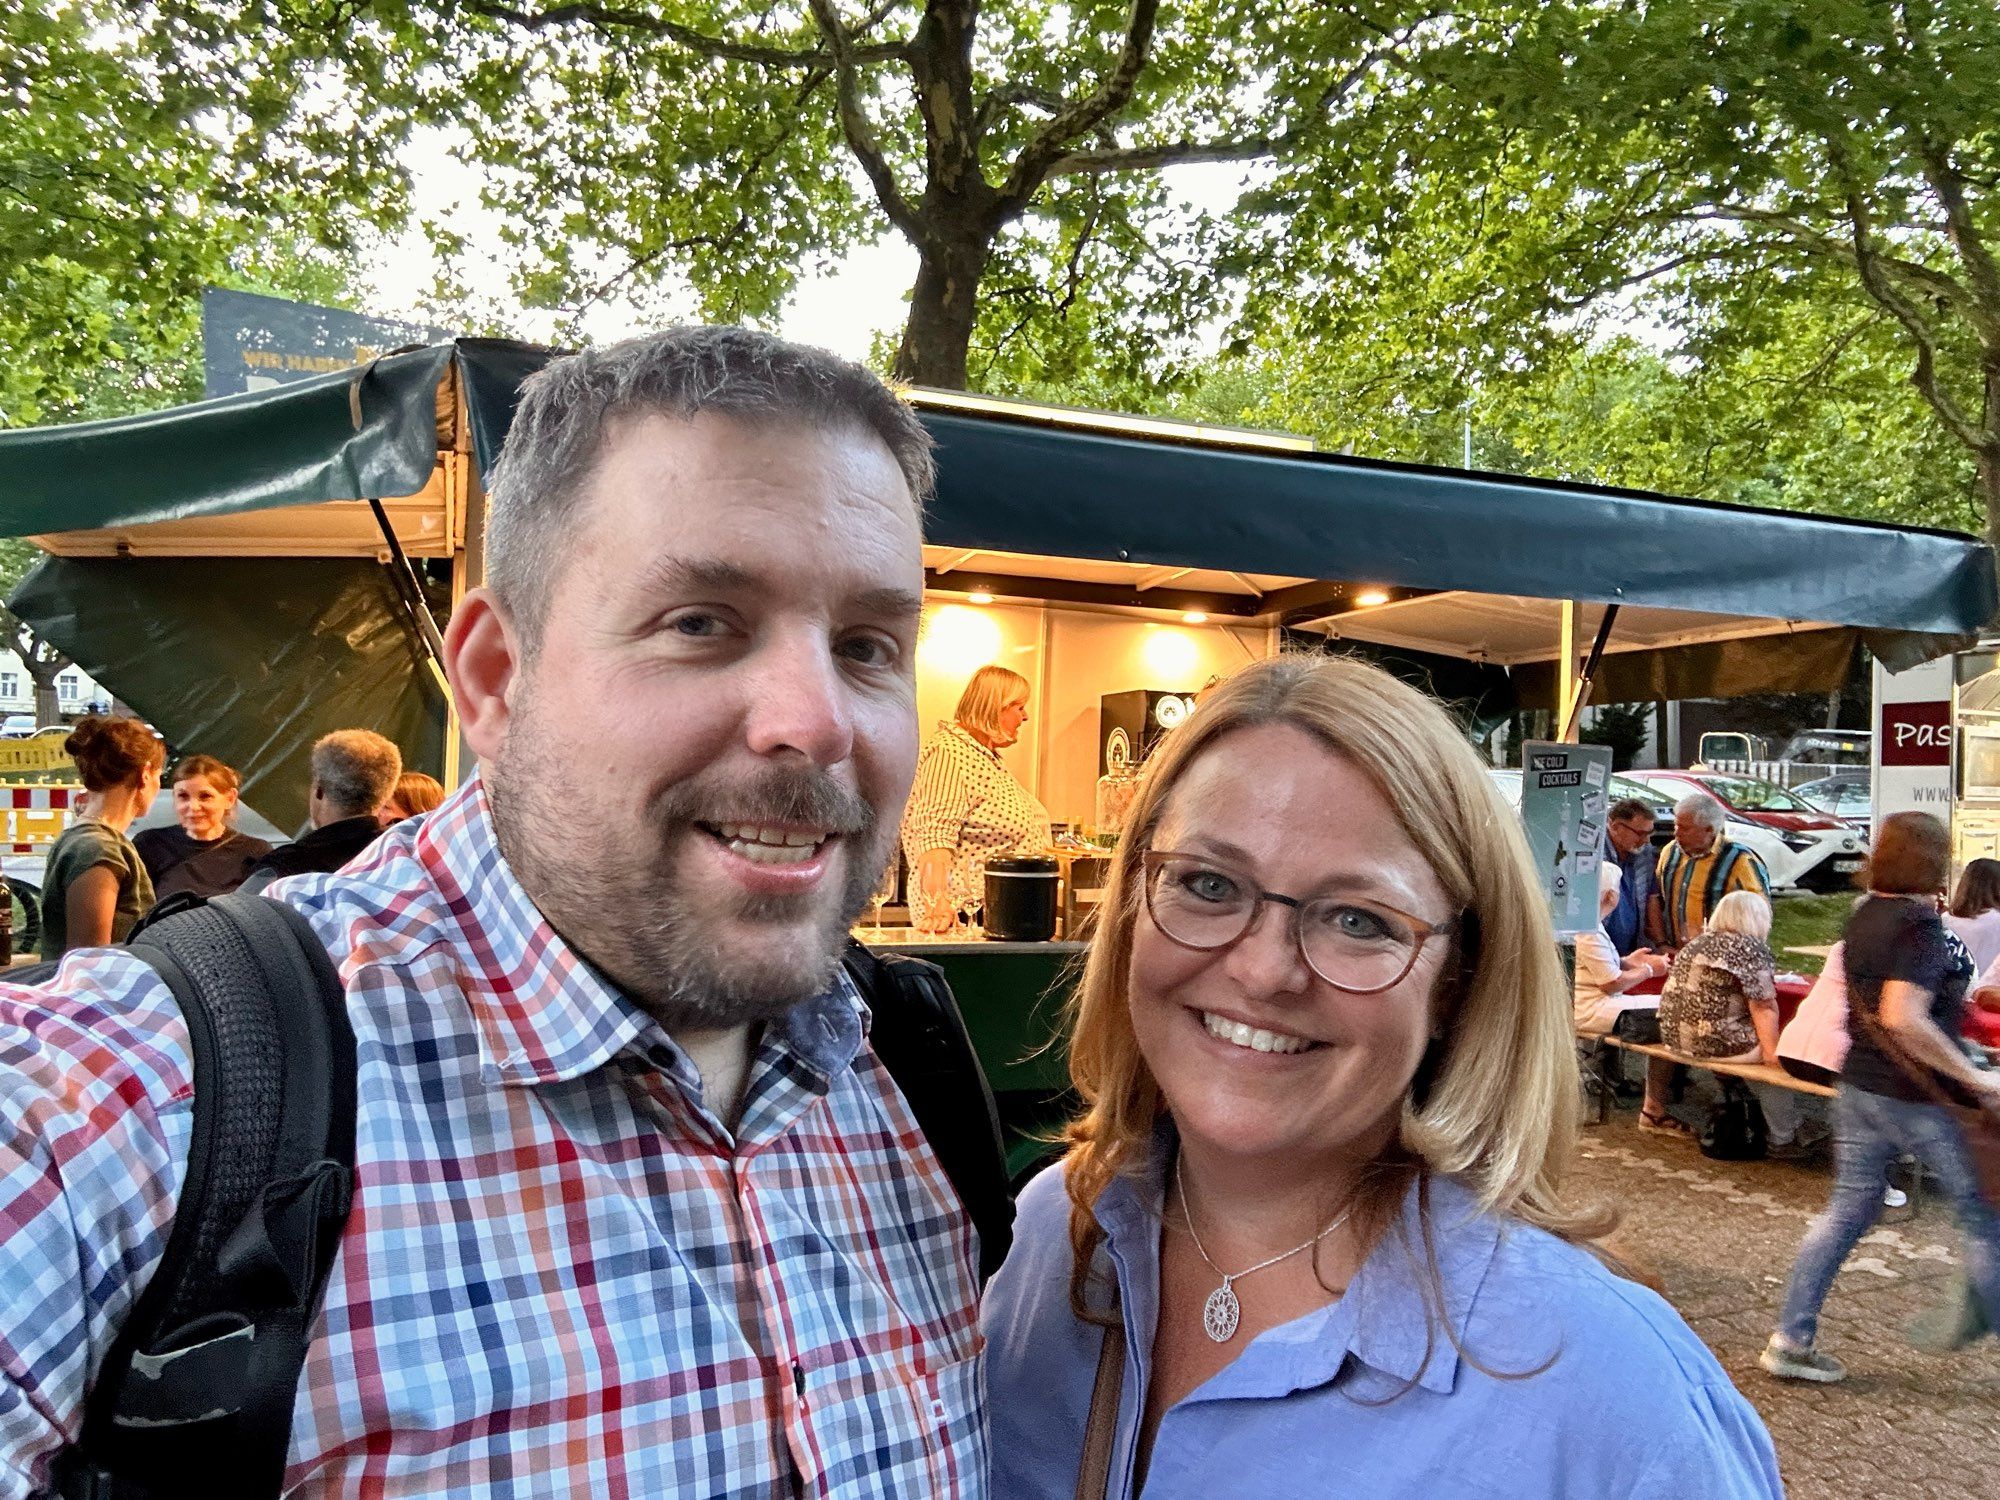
left=0, top=777, right=985, bottom=1496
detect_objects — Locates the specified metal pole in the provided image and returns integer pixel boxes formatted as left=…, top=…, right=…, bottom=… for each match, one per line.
left=1557, top=601, right=1579, bottom=742
left=366, top=496, right=450, bottom=686
left=1559, top=604, right=1622, bottom=744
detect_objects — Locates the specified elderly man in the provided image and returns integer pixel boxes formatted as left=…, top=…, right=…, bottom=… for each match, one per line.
left=1601, top=796, right=1660, bottom=955
left=1651, top=790, right=1772, bottom=949
left=239, top=728, right=401, bottom=889
left=0, top=330, right=983, bottom=1494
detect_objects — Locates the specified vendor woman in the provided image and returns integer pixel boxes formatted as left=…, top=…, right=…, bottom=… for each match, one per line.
left=902, top=664, right=1052, bottom=933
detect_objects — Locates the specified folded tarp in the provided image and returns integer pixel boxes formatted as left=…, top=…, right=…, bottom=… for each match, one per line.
left=10, top=555, right=447, bottom=832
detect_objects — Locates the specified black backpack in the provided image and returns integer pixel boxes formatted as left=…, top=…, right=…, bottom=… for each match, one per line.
left=1698, top=1078, right=1770, bottom=1162
left=52, top=895, right=1012, bottom=1500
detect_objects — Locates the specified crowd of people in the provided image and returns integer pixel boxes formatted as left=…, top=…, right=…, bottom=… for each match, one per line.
left=1572, top=768, right=2000, bottom=1385
left=36, top=718, right=445, bottom=959
left=0, top=324, right=1989, bottom=1494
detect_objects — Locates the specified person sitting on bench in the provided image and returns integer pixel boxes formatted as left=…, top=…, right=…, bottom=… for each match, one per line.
left=1659, top=891, right=1826, bottom=1158
left=1575, top=858, right=1669, bottom=1039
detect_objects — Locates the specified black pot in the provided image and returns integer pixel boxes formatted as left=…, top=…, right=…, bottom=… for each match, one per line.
left=982, top=857, right=1059, bottom=941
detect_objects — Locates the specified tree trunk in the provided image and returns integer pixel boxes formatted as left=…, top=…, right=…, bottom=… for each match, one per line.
left=1984, top=358, right=2000, bottom=564
left=891, top=235, right=991, bottom=389
left=2, top=612, right=67, bottom=727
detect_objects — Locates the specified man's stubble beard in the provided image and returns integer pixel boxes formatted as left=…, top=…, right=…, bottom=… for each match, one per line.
left=487, top=686, right=894, bottom=1033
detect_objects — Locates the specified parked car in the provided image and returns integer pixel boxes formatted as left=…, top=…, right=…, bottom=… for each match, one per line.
left=1487, top=769, right=1671, bottom=844
left=1793, top=772, right=1871, bottom=834
left=0, top=715, right=35, bottom=737
left=1624, top=769, right=1865, bottom=892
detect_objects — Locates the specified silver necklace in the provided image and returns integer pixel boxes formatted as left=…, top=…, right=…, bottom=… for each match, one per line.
left=1174, top=1162, right=1353, bottom=1343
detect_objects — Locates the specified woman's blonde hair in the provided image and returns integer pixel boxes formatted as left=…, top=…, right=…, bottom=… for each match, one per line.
left=1061, top=652, right=1610, bottom=1325
left=954, top=664, right=1029, bottom=742
left=1705, top=889, right=1772, bottom=941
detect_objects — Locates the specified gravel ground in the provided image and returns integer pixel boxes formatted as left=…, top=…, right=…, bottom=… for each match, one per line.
left=1574, top=1096, right=2000, bottom=1499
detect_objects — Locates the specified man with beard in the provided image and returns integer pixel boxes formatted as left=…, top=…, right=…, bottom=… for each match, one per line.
left=0, top=328, right=985, bottom=1496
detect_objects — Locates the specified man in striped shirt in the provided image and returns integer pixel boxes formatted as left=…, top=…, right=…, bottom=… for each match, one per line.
left=0, top=329, right=985, bottom=1495
left=1651, top=791, right=1773, bottom=949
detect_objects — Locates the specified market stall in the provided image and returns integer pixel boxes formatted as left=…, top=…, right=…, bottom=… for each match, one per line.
left=2, top=342, right=1993, bottom=1164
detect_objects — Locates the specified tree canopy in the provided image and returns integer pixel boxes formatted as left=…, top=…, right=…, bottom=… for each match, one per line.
left=9, top=1, right=1996, bottom=549
left=1250, top=0, right=2000, bottom=540
left=3, top=2, right=399, bottom=425
left=177, top=0, right=1456, bottom=387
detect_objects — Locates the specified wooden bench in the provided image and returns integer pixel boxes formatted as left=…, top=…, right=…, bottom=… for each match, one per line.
left=1582, top=1035, right=1835, bottom=1124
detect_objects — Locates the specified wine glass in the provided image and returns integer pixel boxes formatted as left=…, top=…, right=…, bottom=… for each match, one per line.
left=869, top=859, right=898, bottom=937
left=956, top=856, right=985, bottom=939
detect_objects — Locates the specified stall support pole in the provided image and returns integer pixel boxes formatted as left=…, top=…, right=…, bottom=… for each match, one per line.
left=1557, top=602, right=1580, bottom=743
left=1558, top=604, right=1622, bottom=745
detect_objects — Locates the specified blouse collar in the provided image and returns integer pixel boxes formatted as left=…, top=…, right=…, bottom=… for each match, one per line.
left=943, top=719, right=1003, bottom=763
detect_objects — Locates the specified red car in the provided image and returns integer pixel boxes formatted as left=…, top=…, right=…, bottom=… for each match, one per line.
left=1628, top=769, right=1867, bottom=893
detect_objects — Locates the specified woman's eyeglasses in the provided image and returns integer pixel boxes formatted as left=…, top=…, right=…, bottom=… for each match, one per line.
left=1139, top=850, right=1456, bottom=994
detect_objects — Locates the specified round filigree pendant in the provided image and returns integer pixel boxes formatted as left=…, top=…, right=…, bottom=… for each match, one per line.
left=1202, top=1282, right=1240, bottom=1343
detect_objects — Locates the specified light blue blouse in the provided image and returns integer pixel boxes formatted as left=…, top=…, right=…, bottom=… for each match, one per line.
left=982, top=1154, right=1783, bottom=1499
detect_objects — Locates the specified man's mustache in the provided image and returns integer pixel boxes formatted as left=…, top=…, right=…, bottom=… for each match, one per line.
left=651, top=768, right=874, bottom=838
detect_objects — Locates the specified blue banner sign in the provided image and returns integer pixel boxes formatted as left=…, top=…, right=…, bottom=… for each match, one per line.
left=202, top=288, right=454, bottom=398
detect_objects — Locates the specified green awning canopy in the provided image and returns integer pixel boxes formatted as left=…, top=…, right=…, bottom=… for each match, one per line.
left=0, top=346, right=459, bottom=533
left=0, top=340, right=1992, bottom=724
left=1, top=336, right=1992, bottom=656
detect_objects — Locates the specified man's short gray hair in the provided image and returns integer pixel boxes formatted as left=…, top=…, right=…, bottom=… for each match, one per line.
left=312, top=730, right=403, bottom=818
left=1675, top=791, right=1725, bottom=831
left=484, top=326, right=936, bottom=642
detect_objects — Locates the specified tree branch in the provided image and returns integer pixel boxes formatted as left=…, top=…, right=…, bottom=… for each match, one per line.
left=1698, top=205, right=1981, bottom=315
left=805, top=0, right=921, bottom=238
left=1542, top=247, right=1757, bottom=311
left=466, top=0, right=907, bottom=67
left=996, top=0, right=1161, bottom=209
left=1845, top=187, right=1992, bottom=452
left=1042, top=19, right=1425, bottom=183
left=975, top=192, right=1109, bottom=380
left=1047, top=135, right=1278, bottom=175
left=975, top=82, right=1067, bottom=137
left=1916, top=140, right=2000, bottom=321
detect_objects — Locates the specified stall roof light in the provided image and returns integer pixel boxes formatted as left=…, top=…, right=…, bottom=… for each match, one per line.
left=967, top=591, right=995, bottom=605
left=1354, top=588, right=1391, bottom=607
left=1181, top=611, right=1208, bottom=624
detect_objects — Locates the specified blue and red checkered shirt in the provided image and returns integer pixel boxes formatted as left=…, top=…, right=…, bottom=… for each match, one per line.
left=0, top=777, right=985, bottom=1496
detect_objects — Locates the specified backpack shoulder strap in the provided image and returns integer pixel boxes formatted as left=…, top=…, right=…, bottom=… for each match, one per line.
left=55, top=893, right=357, bottom=1500
left=843, top=941, right=1014, bottom=1283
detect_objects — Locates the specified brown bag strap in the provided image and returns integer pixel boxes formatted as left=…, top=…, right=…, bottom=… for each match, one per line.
left=1074, top=1313, right=1127, bottom=1500
left=1852, top=987, right=1993, bottom=1116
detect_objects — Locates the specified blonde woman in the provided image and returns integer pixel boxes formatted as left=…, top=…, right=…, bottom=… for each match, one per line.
left=900, top=663, right=1051, bottom=933
left=981, top=654, right=1780, bottom=1498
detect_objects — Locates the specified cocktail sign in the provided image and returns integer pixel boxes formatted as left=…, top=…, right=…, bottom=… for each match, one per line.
left=1519, top=741, right=1615, bottom=937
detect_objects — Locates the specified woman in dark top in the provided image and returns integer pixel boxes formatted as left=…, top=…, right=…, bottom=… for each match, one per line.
left=1764, top=812, right=2000, bottom=1383
left=40, top=716, right=164, bottom=959
left=132, top=754, right=273, bottom=901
